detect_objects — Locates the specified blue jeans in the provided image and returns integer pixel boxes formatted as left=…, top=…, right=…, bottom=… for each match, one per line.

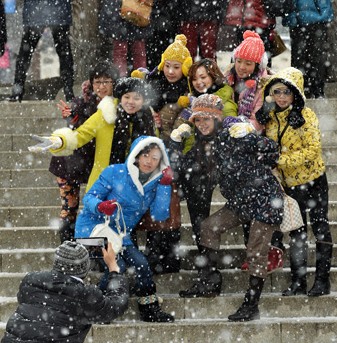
left=99, top=243, right=156, bottom=297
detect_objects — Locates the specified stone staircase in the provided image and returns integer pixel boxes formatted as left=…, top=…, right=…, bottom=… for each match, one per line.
left=0, top=99, right=337, bottom=343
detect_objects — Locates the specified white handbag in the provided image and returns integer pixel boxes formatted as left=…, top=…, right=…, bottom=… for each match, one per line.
left=280, top=194, right=304, bottom=233
left=90, top=202, right=127, bottom=254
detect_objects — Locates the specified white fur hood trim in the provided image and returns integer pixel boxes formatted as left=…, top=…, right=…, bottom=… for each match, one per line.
left=98, top=96, right=117, bottom=124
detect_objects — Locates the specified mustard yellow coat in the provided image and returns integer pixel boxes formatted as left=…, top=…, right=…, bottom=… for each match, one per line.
left=49, top=96, right=119, bottom=191
left=262, top=67, right=325, bottom=188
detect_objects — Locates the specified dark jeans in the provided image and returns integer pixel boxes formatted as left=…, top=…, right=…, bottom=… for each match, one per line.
left=99, top=243, right=155, bottom=297
left=14, top=25, right=74, bottom=95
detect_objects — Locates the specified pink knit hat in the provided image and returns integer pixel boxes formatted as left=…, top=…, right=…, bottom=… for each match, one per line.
left=234, top=30, right=265, bottom=64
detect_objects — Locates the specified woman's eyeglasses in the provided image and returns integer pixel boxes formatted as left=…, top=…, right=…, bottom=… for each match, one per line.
left=93, top=80, right=113, bottom=86
left=273, top=89, right=292, bottom=96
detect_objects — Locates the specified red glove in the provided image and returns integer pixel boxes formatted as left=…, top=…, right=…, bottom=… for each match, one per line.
left=97, top=200, right=117, bottom=215
left=160, top=167, right=173, bottom=185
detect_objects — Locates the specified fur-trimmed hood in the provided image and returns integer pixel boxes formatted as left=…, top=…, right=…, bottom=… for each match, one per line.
left=263, top=67, right=306, bottom=109
left=126, top=136, right=170, bottom=195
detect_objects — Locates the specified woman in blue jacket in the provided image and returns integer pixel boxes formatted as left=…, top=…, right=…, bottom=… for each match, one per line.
left=75, top=136, right=174, bottom=323
left=283, top=0, right=334, bottom=98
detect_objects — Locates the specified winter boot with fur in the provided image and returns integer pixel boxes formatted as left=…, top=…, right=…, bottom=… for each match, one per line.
left=228, top=275, right=265, bottom=322
left=179, top=246, right=222, bottom=298
left=138, top=295, right=174, bottom=322
left=307, top=242, right=332, bottom=296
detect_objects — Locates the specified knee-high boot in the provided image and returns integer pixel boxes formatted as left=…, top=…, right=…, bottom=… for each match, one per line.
left=179, top=246, right=222, bottom=298
left=228, top=275, right=265, bottom=322
left=282, top=231, right=307, bottom=296
left=307, top=241, right=332, bottom=296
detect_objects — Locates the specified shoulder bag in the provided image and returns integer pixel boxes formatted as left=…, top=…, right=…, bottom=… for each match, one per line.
left=90, top=202, right=126, bottom=254
left=280, top=193, right=304, bottom=232
left=135, top=183, right=181, bottom=231
left=120, top=0, right=154, bottom=27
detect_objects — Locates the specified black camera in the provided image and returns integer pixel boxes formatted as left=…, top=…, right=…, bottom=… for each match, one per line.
left=75, top=237, right=108, bottom=259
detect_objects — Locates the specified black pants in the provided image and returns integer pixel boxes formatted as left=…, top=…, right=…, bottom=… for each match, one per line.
left=290, top=22, right=328, bottom=98
left=185, top=185, right=214, bottom=251
left=14, top=25, right=74, bottom=97
left=285, top=173, right=332, bottom=245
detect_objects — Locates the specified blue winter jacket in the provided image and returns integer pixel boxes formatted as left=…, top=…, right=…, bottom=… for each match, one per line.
left=283, top=0, right=333, bottom=27
left=75, top=136, right=171, bottom=246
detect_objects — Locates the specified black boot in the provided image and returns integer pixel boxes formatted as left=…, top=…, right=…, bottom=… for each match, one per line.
left=179, top=269, right=222, bottom=298
left=7, top=84, right=24, bottom=102
left=179, top=246, right=222, bottom=298
left=228, top=275, right=264, bottom=322
left=308, top=242, right=332, bottom=296
left=138, top=299, right=174, bottom=322
left=282, top=231, right=307, bottom=296
left=59, top=219, right=75, bottom=243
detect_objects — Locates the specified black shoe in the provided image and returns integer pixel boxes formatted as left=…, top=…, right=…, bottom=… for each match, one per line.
left=138, top=301, right=174, bottom=323
left=7, top=94, right=23, bottom=102
left=179, top=271, right=222, bottom=298
left=228, top=303, right=260, bottom=322
left=307, top=279, right=330, bottom=297
left=282, top=281, right=307, bottom=296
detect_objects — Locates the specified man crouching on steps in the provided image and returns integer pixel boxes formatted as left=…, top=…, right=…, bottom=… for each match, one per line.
left=1, top=241, right=129, bottom=342
left=179, top=114, right=284, bottom=322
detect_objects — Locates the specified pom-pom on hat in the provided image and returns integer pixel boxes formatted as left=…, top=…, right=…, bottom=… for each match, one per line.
left=158, top=34, right=193, bottom=77
left=189, top=94, right=224, bottom=123
left=113, top=77, right=151, bottom=99
left=234, top=30, right=266, bottom=65
left=53, top=241, right=90, bottom=279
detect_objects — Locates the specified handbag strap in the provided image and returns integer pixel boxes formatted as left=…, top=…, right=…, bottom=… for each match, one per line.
left=109, top=202, right=127, bottom=236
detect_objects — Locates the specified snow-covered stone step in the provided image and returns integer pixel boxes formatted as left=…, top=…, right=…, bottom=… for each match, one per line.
left=0, top=116, right=64, bottom=134
left=0, top=294, right=337, bottom=343
left=0, top=101, right=59, bottom=118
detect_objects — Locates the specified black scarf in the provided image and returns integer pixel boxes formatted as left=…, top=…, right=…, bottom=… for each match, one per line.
left=110, top=105, right=155, bottom=164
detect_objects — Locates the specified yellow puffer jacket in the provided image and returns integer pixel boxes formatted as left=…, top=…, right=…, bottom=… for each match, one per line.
left=262, top=67, right=325, bottom=187
left=265, top=106, right=325, bottom=187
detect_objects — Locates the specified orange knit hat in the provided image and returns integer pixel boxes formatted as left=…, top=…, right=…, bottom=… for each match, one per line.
left=234, top=30, right=265, bottom=64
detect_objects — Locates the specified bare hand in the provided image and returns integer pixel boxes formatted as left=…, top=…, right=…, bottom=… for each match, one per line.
left=152, top=111, right=162, bottom=128
left=102, top=242, right=119, bottom=272
left=57, top=100, right=71, bottom=119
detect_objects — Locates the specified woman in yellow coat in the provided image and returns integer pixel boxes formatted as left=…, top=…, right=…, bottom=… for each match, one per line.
left=232, top=66, right=332, bottom=297
left=29, top=77, right=156, bottom=191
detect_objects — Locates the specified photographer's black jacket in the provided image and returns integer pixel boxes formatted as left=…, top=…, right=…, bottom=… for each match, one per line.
left=2, top=270, right=129, bottom=342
